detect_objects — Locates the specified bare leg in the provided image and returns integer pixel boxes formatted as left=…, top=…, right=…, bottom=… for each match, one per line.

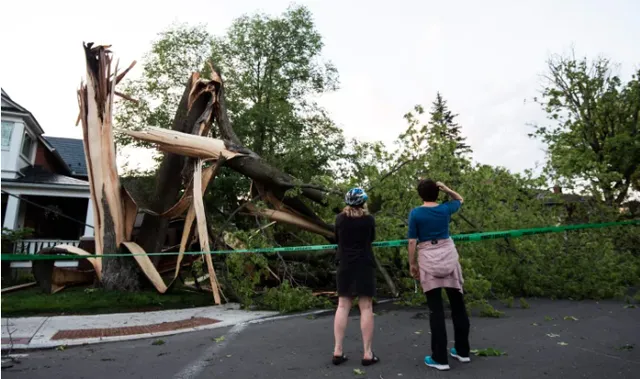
left=358, top=296, right=374, bottom=359
left=334, top=296, right=352, bottom=356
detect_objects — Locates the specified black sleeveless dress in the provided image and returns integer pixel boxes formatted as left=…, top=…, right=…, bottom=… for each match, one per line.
left=335, top=213, right=376, bottom=297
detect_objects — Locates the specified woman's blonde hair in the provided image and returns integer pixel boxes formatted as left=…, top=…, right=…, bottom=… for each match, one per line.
left=342, top=204, right=369, bottom=218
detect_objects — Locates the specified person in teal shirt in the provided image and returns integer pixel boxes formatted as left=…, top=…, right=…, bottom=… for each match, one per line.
left=408, top=197, right=461, bottom=242
left=407, top=179, right=470, bottom=372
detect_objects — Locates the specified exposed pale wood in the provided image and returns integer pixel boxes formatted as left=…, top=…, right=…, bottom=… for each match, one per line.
left=171, top=161, right=221, bottom=285
left=1, top=282, right=37, bottom=293
left=78, top=44, right=137, bottom=290
left=55, top=244, right=103, bottom=281
left=51, top=284, right=66, bottom=294
left=246, top=203, right=335, bottom=238
left=122, top=187, right=138, bottom=241
left=121, top=127, right=243, bottom=161
left=158, top=190, right=193, bottom=219
left=115, top=60, right=137, bottom=84
left=121, top=241, right=168, bottom=293
left=193, top=160, right=221, bottom=304
left=136, top=73, right=216, bottom=261
left=51, top=268, right=94, bottom=290
left=115, top=91, right=139, bottom=104
left=177, top=206, right=197, bottom=275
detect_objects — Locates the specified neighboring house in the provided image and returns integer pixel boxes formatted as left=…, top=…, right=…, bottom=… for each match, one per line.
left=1, top=89, right=94, bottom=267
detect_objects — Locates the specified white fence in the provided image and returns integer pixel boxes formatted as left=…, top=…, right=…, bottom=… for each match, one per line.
left=10, top=239, right=81, bottom=268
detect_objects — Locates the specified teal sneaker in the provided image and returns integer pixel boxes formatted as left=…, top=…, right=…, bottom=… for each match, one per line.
left=450, top=348, right=471, bottom=363
left=424, top=356, right=450, bottom=371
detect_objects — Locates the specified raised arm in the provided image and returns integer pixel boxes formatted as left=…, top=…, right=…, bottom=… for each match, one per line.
left=436, top=182, right=464, bottom=203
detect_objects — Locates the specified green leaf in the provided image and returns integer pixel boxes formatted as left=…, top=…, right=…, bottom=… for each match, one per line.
left=213, top=336, right=226, bottom=343
left=563, top=316, right=579, bottom=321
left=471, top=348, right=506, bottom=357
left=353, top=368, right=366, bottom=375
left=152, top=339, right=165, bottom=346
left=617, top=344, right=634, bottom=351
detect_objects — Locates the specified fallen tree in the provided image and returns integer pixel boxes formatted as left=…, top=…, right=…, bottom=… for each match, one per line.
left=45, top=43, right=400, bottom=304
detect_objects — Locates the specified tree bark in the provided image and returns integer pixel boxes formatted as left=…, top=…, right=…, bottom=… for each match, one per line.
left=135, top=76, right=194, bottom=262
left=78, top=43, right=141, bottom=290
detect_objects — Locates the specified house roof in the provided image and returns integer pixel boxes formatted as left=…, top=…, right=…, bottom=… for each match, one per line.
left=1, top=89, right=45, bottom=135
left=4, top=166, right=89, bottom=187
left=45, top=137, right=88, bottom=177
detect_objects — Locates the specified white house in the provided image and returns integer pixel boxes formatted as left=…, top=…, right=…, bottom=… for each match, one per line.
left=1, top=89, right=94, bottom=267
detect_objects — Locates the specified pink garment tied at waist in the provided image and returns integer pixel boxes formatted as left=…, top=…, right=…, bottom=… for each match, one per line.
left=417, top=238, right=464, bottom=294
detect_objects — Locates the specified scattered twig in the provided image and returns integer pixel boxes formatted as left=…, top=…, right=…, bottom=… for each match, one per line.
left=115, top=91, right=139, bottom=104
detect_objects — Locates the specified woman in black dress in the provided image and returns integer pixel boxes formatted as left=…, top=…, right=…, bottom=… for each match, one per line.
left=332, top=188, right=379, bottom=367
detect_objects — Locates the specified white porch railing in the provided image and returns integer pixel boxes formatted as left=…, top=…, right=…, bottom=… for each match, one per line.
left=10, top=239, right=81, bottom=268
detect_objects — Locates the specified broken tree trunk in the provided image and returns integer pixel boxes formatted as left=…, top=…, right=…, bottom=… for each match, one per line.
left=122, top=127, right=336, bottom=238
left=78, top=43, right=141, bottom=291
left=135, top=73, right=220, bottom=263
left=135, top=76, right=193, bottom=263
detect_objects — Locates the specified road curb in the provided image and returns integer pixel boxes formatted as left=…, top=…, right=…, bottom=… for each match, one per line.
left=1, top=299, right=398, bottom=352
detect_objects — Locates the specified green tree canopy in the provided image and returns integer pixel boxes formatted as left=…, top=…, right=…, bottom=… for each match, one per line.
left=208, top=5, right=343, bottom=181
left=116, top=23, right=213, bottom=147
left=533, top=54, right=640, bottom=205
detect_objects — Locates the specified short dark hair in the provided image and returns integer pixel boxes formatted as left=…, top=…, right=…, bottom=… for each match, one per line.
left=417, top=179, right=439, bottom=202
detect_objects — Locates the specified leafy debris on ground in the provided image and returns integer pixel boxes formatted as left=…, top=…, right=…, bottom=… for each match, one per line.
left=151, top=339, right=165, bottom=346
left=213, top=336, right=226, bottom=343
left=617, top=344, right=635, bottom=351
left=470, top=348, right=506, bottom=356
left=563, top=316, right=579, bottom=321
left=55, top=345, right=67, bottom=351
left=353, top=368, right=366, bottom=375
left=546, top=333, right=560, bottom=338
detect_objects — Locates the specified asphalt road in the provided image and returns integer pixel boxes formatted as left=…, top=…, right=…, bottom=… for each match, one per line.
left=2, top=299, right=638, bottom=379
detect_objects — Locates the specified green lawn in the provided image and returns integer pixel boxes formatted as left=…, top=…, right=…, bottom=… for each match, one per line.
left=1, top=286, right=217, bottom=317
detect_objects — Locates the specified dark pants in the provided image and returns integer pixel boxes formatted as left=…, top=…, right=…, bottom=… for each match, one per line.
left=425, top=287, right=470, bottom=364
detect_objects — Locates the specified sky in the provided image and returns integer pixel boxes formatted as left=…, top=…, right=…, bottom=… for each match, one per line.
left=1, top=0, right=639, bottom=174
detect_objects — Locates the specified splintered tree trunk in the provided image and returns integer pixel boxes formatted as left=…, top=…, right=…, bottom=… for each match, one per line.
left=78, top=43, right=141, bottom=291
left=135, top=76, right=193, bottom=262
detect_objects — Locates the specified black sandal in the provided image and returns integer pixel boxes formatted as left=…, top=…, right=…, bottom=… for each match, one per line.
left=332, top=354, right=348, bottom=365
left=361, top=353, right=380, bottom=366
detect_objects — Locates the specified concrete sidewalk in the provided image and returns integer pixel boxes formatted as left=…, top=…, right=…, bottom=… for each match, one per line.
left=1, top=304, right=277, bottom=350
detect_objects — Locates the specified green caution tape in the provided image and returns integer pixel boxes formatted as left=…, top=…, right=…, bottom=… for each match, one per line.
left=1, top=219, right=638, bottom=262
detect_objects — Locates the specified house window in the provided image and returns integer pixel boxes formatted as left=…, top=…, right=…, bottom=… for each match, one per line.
left=1, top=121, right=13, bottom=148
left=21, top=132, right=34, bottom=158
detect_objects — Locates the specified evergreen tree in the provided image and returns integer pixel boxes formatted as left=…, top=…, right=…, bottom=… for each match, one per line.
left=429, top=92, right=472, bottom=157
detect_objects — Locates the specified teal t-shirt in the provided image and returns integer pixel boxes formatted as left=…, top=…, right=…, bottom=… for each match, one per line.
left=407, top=200, right=462, bottom=242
